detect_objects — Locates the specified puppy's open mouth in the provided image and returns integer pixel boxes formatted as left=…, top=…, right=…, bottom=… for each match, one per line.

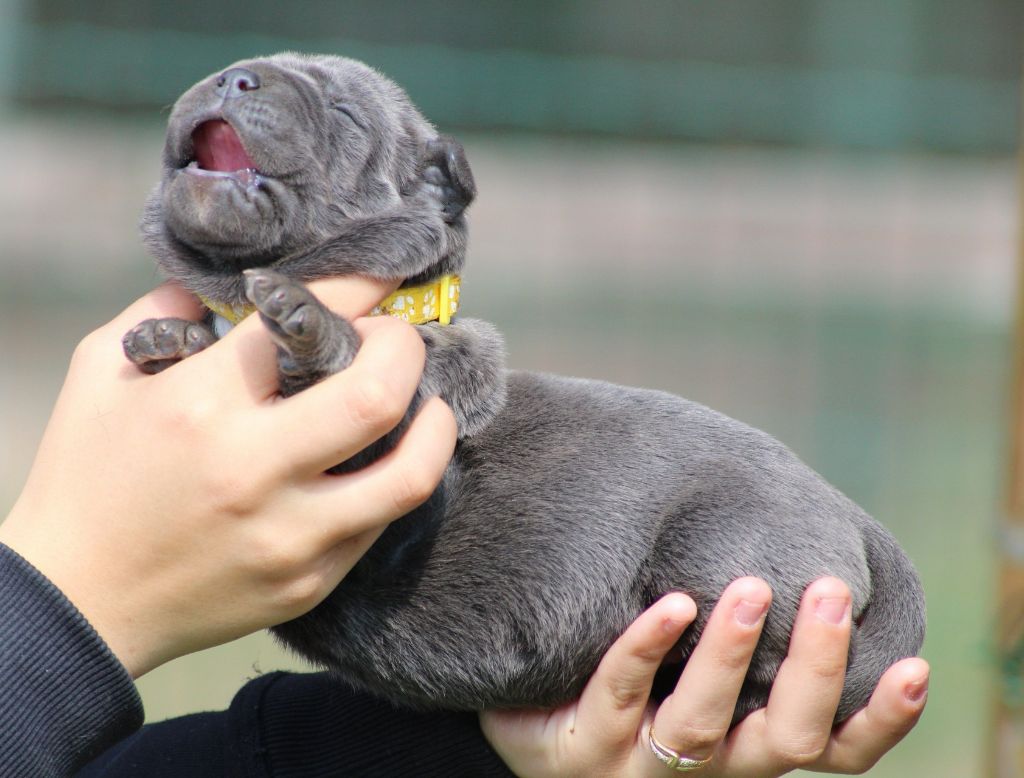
left=185, top=120, right=262, bottom=188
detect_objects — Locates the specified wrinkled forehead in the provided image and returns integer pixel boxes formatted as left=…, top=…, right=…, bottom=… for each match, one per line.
left=178, top=53, right=431, bottom=149
left=216, top=54, right=396, bottom=103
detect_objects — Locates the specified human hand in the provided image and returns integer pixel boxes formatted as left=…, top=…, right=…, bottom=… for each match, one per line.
left=481, top=577, right=928, bottom=777
left=0, top=278, right=456, bottom=678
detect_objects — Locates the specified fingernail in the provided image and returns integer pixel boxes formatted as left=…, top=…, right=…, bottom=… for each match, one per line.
left=815, top=597, right=850, bottom=625
left=735, top=599, right=767, bottom=627
left=905, top=676, right=929, bottom=703
left=662, top=617, right=688, bottom=633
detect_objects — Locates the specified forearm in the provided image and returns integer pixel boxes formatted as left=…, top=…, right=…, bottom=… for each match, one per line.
left=0, top=543, right=143, bottom=777
left=83, top=672, right=515, bottom=777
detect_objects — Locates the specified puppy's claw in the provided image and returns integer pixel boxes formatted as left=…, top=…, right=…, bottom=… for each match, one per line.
left=186, top=327, right=208, bottom=347
left=242, top=268, right=277, bottom=308
left=282, top=305, right=309, bottom=337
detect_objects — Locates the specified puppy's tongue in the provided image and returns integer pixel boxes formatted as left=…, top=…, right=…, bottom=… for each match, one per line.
left=193, top=120, right=256, bottom=172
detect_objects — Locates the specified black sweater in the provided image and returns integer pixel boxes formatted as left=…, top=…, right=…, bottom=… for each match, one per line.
left=0, top=544, right=514, bottom=777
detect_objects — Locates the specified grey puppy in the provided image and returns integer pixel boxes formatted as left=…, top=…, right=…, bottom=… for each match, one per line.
left=124, top=53, right=925, bottom=722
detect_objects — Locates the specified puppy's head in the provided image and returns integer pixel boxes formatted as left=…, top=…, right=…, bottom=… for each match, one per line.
left=144, top=53, right=474, bottom=299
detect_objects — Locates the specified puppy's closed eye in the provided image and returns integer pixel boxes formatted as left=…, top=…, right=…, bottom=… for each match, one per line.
left=331, top=102, right=366, bottom=131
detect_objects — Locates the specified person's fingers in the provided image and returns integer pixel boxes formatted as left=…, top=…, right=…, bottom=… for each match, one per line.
left=645, top=578, right=771, bottom=767
left=811, top=657, right=929, bottom=773
left=303, top=395, right=457, bottom=547
left=573, top=593, right=697, bottom=756
left=246, top=315, right=426, bottom=474
left=718, top=577, right=851, bottom=774
left=765, top=578, right=851, bottom=735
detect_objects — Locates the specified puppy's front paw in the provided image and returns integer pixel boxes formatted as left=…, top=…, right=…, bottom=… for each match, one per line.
left=123, top=318, right=215, bottom=374
left=243, top=268, right=360, bottom=395
left=422, top=136, right=475, bottom=222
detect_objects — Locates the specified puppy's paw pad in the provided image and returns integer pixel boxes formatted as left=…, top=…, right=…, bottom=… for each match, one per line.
left=122, top=318, right=214, bottom=374
left=243, top=268, right=329, bottom=346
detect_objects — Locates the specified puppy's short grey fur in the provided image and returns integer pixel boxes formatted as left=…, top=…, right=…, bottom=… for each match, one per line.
left=124, top=53, right=925, bottom=722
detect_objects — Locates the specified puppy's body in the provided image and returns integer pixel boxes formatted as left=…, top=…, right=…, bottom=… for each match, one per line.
left=124, top=53, right=925, bottom=722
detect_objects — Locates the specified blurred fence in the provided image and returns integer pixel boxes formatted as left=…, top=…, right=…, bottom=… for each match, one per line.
left=5, top=0, right=1022, bottom=152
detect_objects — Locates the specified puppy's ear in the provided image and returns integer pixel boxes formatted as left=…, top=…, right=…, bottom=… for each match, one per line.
left=422, top=135, right=476, bottom=222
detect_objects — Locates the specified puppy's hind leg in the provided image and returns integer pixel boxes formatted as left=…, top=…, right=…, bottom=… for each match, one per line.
left=243, top=268, right=361, bottom=398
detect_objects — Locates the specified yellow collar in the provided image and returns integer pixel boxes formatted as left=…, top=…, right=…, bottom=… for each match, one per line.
left=370, top=274, right=461, bottom=325
left=198, top=297, right=255, bottom=326
left=198, top=274, right=461, bottom=328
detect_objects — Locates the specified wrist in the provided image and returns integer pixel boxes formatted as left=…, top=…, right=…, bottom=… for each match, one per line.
left=0, top=541, right=145, bottom=771
left=0, top=507, right=160, bottom=678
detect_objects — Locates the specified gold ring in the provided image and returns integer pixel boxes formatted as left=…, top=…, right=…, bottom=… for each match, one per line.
left=648, top=726, right=713, bottom=772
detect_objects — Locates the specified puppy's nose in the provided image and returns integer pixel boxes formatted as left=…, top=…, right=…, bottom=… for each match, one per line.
left=215, top=68, right=261, bottom=98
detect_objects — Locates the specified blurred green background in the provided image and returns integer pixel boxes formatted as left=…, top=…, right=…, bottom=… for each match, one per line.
left=0, top=2, right=1020, bottom=775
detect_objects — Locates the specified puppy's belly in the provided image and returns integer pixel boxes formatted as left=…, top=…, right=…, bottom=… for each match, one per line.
left=273, top=371, right=883, bottom=711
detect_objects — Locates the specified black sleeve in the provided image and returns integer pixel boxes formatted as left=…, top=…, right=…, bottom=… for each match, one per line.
left=0, top=543, right=144, bottom=778
left=82, top=671, right=517, bottom=778
left=247, top=672, right=517, bottom=778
